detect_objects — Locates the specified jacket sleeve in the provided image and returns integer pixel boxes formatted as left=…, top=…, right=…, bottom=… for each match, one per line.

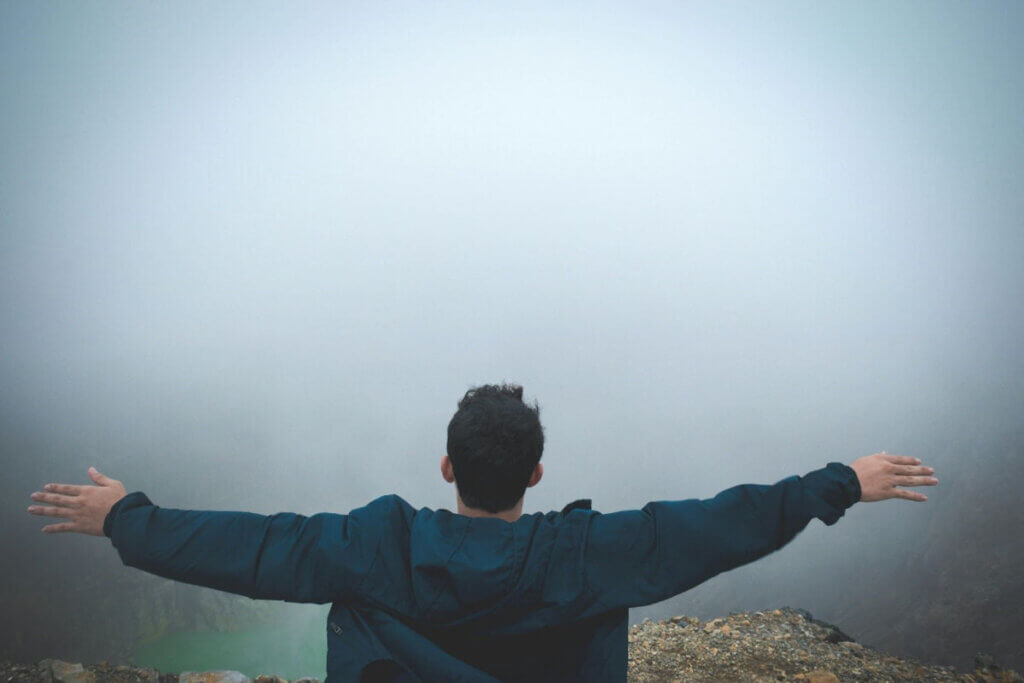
left=103, top=492, right=382, bottom=604
left=583, top=462, right=861, bottom=609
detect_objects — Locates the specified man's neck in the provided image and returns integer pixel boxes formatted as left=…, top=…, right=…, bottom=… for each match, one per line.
left=456, top=495, right=523, bottom=522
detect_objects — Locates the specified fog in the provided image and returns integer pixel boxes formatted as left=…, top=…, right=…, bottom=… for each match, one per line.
left=2, top=0, right=1022, bottom=675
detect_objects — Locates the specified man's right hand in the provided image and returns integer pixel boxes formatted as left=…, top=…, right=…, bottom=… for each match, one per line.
left=849, top=452, right=937, bottom=502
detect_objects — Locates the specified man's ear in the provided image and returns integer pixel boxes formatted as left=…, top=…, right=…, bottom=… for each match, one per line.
left=441, top=454, right=456, bottom=483
left=526, top=462, right=543, bottom=488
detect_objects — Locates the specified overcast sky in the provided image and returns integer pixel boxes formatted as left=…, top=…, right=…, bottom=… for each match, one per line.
left=2, top=0, right=1022, bottom=670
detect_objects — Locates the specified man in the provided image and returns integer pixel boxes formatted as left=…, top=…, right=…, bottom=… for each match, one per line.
left=27, top=383, right=937, bottom=682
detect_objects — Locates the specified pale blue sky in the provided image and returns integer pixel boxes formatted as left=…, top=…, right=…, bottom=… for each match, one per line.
left=3, top=1, right=1020, bottom=500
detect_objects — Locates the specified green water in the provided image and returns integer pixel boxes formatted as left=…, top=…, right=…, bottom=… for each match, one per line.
left=132, top=614, right=328, bottom=680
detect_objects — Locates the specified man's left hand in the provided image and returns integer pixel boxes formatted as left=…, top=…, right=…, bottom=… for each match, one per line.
left=28, top=467, right=126, bottom=536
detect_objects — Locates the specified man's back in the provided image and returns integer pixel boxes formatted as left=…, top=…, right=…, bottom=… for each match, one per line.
left=103, top=462, right=862, bottom=681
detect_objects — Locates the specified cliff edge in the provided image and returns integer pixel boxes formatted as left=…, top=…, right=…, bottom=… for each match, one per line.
left=2, top=607, right=1020, bottom=682
left=627, top=607, right=1021, bottom=682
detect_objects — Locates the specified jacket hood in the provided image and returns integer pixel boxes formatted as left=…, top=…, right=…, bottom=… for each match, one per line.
left=366, top=497, right=594, bottom=627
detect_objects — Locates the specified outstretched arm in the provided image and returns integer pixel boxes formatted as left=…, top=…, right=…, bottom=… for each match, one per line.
left=27, top=468, right=377, bottom=604
left=584, top=453, right=937, bottom=610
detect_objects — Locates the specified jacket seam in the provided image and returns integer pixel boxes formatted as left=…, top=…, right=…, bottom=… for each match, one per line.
left=581, top=513, right=604, bottom=607
left=352, top=525, right=386, bottom=600
left=421, top=520, right=471, bottom=615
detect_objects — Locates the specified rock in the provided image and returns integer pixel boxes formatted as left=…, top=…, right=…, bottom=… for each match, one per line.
left=37, top=660, right=94, bottom=683
left=178, top=672, right=250, bottom=683
left=793, top=671, right=840, bottom=683
left=703, top=618, right=724, bottom=633
left=38, top=660, right=81, bottom=677
left=976, top=652, right=997, bottom=670
left=292, top=679, right=320, bottom=683
left=808, top=619, right=854, bottom=643
left=788, top=607, right=815, bottom=622
left=60, top=673, right=94, bottom=683
left=253, top=677, right=287, bottom=683
left=101, top=665, right=161, bottom=683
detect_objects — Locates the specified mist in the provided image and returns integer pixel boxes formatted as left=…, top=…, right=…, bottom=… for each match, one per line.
left=3, top=1, right=1022, bottom=676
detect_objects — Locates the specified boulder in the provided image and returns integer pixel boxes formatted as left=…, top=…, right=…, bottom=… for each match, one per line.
left=178, top=672, right=250, bottom=683
left=38, top=660, right=96, bottom=683
left=794, top=671, right=841, bottom=683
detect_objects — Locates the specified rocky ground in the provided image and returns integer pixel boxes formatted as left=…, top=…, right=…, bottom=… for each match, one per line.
left=2, top=607, right=1021, bottom=682
left=627, top=608, right=1021, bottom=682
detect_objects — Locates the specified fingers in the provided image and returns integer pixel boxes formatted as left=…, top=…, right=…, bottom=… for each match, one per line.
left=881, top=453, right=921, bottom=465
left=42, top=523, right=76, bottom=533
left=43, top=483, right=82, bottom=495
left=892, top=488, right=928, bottom=502
left=29, top=492, right=79, bottom=508
left=894, top=475, right=939, bottom=487
left=892, top=464, right=935, bottom=476
left=27, top=505, right=72, bottom=518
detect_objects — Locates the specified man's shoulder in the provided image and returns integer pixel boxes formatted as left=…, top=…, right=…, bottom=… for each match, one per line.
left=362, top=492, right=413, bottom=508
left=357, top=493, right=417, bottom=516
left=352, top=494, right=425, bottom=534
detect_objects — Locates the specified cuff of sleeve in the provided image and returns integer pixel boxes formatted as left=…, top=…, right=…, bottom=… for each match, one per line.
left=799, top=462, right=861, bottom=526
left=103, top=491, right=154, bottom=538
left=824, top=461, right=861, bottom=507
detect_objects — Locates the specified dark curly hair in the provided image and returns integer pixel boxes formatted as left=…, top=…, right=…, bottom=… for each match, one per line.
left=446, top=383, right=545, bottom=513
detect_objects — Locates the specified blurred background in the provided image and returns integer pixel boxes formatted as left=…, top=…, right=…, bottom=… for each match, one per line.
left=2, top=1, right=1021, bottom=679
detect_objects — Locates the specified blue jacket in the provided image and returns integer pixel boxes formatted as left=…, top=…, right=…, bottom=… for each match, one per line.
left=103, top=462, right=861, bottom=681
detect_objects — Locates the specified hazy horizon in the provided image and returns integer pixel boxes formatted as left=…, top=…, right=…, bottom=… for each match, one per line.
left=3, top=0, right=1022, bottom=675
